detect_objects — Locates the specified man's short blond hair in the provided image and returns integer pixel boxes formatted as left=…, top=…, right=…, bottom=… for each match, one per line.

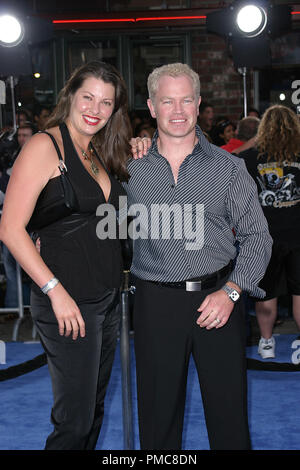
left=147, top=63, right=201, bottom=102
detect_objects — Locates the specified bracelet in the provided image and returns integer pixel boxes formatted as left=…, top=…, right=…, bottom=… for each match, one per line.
left=41, top=277, right=60, bottom=295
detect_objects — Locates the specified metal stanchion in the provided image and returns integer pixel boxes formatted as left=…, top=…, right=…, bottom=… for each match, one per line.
left=120, top=269, right=135, bottom=450
left=0, top=339, right=5, bottom=364
left=0, top=259, right=25, bottom=341
left=12, top=262, right=24, bottom=341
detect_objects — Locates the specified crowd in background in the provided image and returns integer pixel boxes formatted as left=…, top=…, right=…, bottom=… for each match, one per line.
left=0, top=100, right=290, bottom=179
left=129, top=101, right=262, bottom=155
left=0, top=99, right=300, bottom=361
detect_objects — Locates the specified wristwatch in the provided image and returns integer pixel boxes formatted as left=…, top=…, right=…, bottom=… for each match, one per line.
left=222, top=284, right=240, bottom=303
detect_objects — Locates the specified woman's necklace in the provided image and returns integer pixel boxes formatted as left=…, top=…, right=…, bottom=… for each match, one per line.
left=80, top=145, right=99, bottom=177
left=72, top=136, right=99, bottom=176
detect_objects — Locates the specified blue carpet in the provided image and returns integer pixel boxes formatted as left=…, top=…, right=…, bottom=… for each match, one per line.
left=0, top=335, right=300, bottom=450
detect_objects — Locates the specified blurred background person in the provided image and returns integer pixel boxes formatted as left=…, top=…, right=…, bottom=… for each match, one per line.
left=1, top=122, right=37, bottom=184
left=33, top=104, right=52, bottom=131
left=210, top=119, right=235, bottom=146
left=239, top=105, right=300, bottom=359
left=134, top=122, right=156, bottom=140
left=198, top=101, right=214, bottom=135
left=16, top=122, right=37, bottom=150
left=17, top=109, right=33, bottom=127
left=240, top=107, right=261, bottom=120
left=222, top=116, right=260, bottom=154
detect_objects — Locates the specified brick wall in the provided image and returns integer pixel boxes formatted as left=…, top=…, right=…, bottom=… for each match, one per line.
left=190, top=0, right=254, bottom=124
left=191, top=30, right=253, bottom=123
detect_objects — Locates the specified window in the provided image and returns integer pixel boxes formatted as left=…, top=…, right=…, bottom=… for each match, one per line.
left=36, top=0, right=190, bottom=13
left=31, top=42, right=55, bottom=108
left=5, top=41, right=55, bottom=122
left=257, top=31, right=300, bottom=113
left=130, top=36, right=188, bottom=109
left=67, top=39, right=118, bottom=77
left=110, top=0, right=190, bottom=11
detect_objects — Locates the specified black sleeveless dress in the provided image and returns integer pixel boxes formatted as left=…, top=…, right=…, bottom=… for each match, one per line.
left=32, top=122, right=126, bottom=304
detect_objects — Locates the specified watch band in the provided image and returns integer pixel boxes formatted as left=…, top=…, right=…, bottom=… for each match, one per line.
left=41, top=277, right=60, bottom=295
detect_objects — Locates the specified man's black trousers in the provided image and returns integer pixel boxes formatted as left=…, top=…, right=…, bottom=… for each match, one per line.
left=133, top=276, right=251, bottom=450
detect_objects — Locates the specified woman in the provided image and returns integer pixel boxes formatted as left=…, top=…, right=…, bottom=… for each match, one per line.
left=210, top=119, right=235, bottom=146
left=0, top=61, right=132, bottom=449
left=135, top=122, right=156, bottom=140
left=239, top=105, right=300, bottom=359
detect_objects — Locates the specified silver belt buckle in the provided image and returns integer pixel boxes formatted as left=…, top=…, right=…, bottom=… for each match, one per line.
left=186, top=280, right=202, bottom=292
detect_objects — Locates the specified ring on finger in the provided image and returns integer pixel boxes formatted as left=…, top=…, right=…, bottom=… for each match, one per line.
left=215, top=317, right=221, bottom=324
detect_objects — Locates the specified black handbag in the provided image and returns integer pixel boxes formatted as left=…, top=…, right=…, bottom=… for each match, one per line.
left=27, top=131, right=79, bottom=232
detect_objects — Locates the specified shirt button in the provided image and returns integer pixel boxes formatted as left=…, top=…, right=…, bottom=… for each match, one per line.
left=171, top=184, right=175, bottom=188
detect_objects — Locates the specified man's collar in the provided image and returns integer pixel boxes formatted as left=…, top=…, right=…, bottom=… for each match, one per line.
left=149, top=125, right=213, bottom=160
left=195, top=125, right=214, bottom=159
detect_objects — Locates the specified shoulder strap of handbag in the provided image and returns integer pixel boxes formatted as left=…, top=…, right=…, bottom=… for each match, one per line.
left=40, top=130, right=68, bottom=174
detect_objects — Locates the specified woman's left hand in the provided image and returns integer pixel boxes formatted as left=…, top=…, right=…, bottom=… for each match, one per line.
left=130, top=137, right=152, bottom=159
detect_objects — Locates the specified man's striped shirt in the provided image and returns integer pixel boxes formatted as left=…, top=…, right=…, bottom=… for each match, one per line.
left=123, top=126, right=272, bottom=298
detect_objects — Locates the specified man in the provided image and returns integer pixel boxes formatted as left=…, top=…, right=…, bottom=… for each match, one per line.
left=3, top=122, right=37, bottom=175
left=239, top=107, right=261, bottom=120
left=33, top=105, right=51, bottom=131
left=124, top=63, right=272, bottom=450
left=221, top=116, right=259, bottom=154
left=16, top=122, right=36, bottom=149
left=16, top=109, right=32, bottom=127
left=197, top=101, right=214, bottom=134
left=0, top=122, right=36, bottom=201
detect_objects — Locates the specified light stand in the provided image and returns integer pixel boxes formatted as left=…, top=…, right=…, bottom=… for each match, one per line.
left=206, top=1, right=292, bottom=117
left=238, top=67, right=248, bottom=118
left=7, top=75, right=17, bottom=139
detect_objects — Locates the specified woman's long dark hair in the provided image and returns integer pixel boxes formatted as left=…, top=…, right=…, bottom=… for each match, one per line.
left=46, top=61, right=132, bottom=182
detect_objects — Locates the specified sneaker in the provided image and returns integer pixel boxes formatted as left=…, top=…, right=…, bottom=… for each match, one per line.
left=258, top=336, right=275, bottom=359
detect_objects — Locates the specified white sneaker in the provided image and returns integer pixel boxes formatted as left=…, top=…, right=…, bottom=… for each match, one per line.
left=258, top=336, right=275, bottom=359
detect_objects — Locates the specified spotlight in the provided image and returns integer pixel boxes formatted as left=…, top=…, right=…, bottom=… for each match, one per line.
left=34, top=72, right=41, bottom=79
left=279, top=93, right=286, bottom=101
left=236, top=4, right=267, bottom=37
left=0, top=13, right=53, bottom=76
left=0, top=14, right=24, bottom=47
left=0, top=11, right=54, bottom=140
left=206, top=1, right=292, bottom=118
left=206, top=1, right=292, bottom=68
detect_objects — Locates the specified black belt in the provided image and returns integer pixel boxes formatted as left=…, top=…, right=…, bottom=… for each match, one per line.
left=149, top=262, right=232, bottom=292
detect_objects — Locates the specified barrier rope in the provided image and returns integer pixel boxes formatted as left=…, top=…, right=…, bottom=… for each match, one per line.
left=246, top=358, right=300, bottom=372
left=0, top=353, right=47, bottom=382
left=1, top=352, right=300, bottom=383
